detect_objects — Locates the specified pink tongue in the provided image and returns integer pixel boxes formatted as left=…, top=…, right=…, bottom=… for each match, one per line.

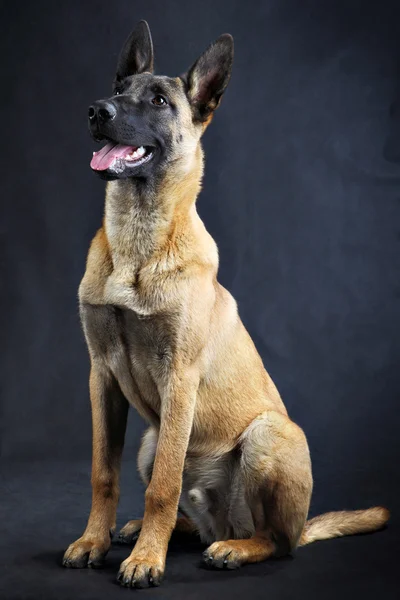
left=90, top=143, right=136, bottom=170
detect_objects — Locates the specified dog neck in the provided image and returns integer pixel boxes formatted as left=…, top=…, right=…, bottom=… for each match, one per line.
left=103, top=144, right=204, bottom=271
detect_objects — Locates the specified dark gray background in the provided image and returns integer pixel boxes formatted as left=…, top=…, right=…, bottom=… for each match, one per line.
left=1, top=1, right=399, bottom=598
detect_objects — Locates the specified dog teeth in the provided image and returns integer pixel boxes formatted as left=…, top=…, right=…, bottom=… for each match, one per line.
left=125, top=146, right=146, bottom=161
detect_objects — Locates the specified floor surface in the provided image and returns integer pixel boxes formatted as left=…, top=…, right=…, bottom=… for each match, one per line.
left=1, top=460, right=398, bottom=600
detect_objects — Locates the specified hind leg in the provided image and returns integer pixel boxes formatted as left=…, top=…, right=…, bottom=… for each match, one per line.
left=204, top=411, right=313, bottom=569
left=118, top=427, right=197, bottom=543
left=118, top=516, right=197, bottom=543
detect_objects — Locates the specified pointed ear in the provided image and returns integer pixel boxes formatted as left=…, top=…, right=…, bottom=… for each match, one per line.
left=115, top=20, right=154, bottom=83
left=185, top=34, right=234, bottom=122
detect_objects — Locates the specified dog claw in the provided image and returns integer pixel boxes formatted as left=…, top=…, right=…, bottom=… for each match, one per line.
left=117, top=531, right=139, bottom=545
left=203, top=551, right=214, bottom=566
left=87, top=559, right=104, bottom=569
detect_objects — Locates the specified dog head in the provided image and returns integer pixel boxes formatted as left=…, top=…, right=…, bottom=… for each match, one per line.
left=88, top=21, right=233, bottom=180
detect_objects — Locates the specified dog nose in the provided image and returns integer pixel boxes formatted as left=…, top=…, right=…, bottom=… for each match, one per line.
left=88, top=101, right=117, bottom=124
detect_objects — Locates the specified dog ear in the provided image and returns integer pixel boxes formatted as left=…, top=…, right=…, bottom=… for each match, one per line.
left=115, top=20, right=154, bottom=82
left=184, top=34, right=234, bottom=122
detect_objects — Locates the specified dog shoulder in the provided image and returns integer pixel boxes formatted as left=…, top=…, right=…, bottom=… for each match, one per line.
left=79, top=226, right=113, bottom=304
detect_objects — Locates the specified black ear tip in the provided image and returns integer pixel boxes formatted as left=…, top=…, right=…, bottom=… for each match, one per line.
left=135, top=20, right=153, bottom=53
left=215, top=34, right=234, bottom=66
left=116, top=19, right=154, bottom=78
left=138, top=20, right=151, bottom=31
left=218, top=33, right=234, bottom=47
left=133, top=20, right=152, bottom=41
left=215, top=33, right=234, bottom=60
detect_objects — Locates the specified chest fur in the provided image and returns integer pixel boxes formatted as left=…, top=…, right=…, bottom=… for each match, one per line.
left=80, top=297, right=175, bottom=423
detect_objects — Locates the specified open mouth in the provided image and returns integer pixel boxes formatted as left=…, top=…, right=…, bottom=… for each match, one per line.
left=90, top=142, right=154, bottom=173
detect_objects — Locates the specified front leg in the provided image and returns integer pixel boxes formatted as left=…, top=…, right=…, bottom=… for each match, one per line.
left=117, top=369, right=199, bottom=588
left=63, top=364, right=128, bottom=568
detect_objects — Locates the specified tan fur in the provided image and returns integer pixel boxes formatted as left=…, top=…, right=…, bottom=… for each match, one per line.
left=63, top=32, right=389, bottom=586
left=63, top=140, right=389, bottom=580
left=299, top=507, right=390, bottom=546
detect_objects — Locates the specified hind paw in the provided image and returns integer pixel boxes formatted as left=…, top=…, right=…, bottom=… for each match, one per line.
left=117, top=519, right=142, bottom=544
left=203, top=541, right=243, bottom=569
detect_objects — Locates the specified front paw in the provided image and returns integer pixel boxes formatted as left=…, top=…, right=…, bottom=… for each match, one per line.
left=62, top=536, right=110, bottom=568
left=117, top=552, right=164, bottom=588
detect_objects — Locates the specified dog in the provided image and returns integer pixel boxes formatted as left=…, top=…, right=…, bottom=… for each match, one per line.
left=62, top=21, right=389, bottom=588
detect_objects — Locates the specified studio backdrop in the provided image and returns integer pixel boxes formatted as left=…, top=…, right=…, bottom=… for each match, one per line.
left=1, top=1, right=399, bottom=598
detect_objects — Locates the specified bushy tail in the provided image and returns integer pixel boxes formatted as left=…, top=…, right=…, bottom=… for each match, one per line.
left=299, top=506, right=390, bottom=546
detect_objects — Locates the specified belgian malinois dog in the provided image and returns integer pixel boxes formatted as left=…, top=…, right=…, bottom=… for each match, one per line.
left=62, top=21, right=389, bottom=588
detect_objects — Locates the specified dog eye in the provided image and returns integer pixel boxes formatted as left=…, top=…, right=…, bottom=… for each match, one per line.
left=152, top=95, right=168, bottom=106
